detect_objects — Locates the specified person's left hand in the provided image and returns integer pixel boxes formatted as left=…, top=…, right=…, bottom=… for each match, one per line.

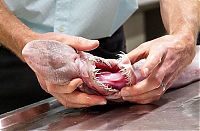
left=120, top=34, right=196, bottom=104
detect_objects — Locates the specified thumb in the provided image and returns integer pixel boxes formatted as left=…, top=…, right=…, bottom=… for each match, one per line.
left=127, top=43, right=149, bottom=64
left=141, top=47, right=166, bottom=77
left=66, top=36, right=99, bottom=51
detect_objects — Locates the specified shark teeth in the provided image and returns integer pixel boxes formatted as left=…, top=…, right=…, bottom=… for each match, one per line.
left=117, top=52, right=133, bottom=86
left=119, top=66, right=132, bottom=86
left=92, top=68, right=118, bottom=92
left=93, top=68, right=101, bottom=74
left=89, top=55, right=126, bottom=93
left=92, top=56, right=111, bottom=67
left=116, top=51, right=126, bottom=61
left=88, top=57, right=97, bottom=62
left=104, top=87, right=118, bottom=92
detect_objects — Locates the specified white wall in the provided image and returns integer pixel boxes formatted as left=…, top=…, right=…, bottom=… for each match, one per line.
left=124, top=0, right=160, bottom=52
left=124, top=12, right=145, bottom=52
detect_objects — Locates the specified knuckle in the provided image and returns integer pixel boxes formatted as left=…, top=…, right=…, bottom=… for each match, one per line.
left=152, top=76, right=162, bottom=88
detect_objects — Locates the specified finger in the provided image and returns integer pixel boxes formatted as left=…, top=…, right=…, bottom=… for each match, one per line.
left=65, top=91, right=107, bottom=106
left=122, top=87, right=164, bottom=104
left=121, top=59, right=168, bottom=97
left=152, top=55, right=182, bottom=89
left=134, top=97, right=160, bottom=104
left=62, top=35, right=99, bottom=51
left=132, top=56, right=174, bottom=95
left=46, top=78, right=83, bottom=93
left=141, top=47, right=167, bottom=77
left=163, top=69, right=182, bottom=89
left=52, top=91, right=107, bottom=107
left=121, top=66, right=165, bottom=97
left=36, top=74, right=48, bottom=92
left=52, top=93, right=90, bottom=108
left=127, top=43, right=149, bottom=64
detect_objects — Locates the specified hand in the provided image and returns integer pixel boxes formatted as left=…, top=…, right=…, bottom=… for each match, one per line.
left=37, top=74, right=106, bottom=108
left=121, top=34, right=196, bottom=104
left=24, top=32, right=107, bottom=108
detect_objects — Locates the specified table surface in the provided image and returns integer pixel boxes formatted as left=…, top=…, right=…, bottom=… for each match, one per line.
left=0, top=81, right=199, bottom=130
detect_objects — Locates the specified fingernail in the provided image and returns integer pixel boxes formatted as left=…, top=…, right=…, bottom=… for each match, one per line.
left=142, top=68, right=149, bottom=77
left=122, top=96, right=129, bottom=101
left=98, top=100, right=107, bottom=105
left=76, top=82, right=83, bottom=87
left=89, top=40, right=99, bottom=45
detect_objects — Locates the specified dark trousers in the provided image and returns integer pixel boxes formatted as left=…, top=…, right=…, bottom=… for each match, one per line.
left=0, top=27, right=126, bottom=114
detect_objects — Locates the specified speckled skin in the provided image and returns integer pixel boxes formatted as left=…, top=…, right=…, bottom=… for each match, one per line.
left=22, top=40, right=135, bottom=99
left=22, top=40, right=200, bottom=100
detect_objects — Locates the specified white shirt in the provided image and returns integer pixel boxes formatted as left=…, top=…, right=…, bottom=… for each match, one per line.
left=4, top=0, right=138, bottom=39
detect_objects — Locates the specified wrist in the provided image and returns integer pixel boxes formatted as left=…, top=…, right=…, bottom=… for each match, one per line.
left=16, top=30, right=39, bottom=52
left=13, top=29, right=40, bottom=61
left=169, top=21, right=198, bottom=46
left=172, top=29, right=197, bottom=47
left=173, top=31, right=196, bottom=62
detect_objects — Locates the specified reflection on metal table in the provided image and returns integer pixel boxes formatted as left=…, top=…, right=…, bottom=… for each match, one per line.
left=0, top=81, right=199, bottom=130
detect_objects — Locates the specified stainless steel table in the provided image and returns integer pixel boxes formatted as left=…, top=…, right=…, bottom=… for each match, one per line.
left=0, top=81, right=199, bottom=130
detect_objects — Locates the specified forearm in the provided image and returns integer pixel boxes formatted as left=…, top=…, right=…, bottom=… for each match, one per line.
left=0, top=0, right=36, bottom=59
left=160, top=0, right=199, bottom=44
left=199, top=0, right=200, bottom=30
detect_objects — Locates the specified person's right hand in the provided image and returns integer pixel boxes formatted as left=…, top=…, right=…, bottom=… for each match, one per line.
left=23, top=32, right=107, bottom=108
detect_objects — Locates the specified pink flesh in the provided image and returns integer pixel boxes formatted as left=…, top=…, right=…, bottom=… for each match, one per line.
left=96, top=72, right=127, bottom=90
left=22, top=40, right=200, bottom=101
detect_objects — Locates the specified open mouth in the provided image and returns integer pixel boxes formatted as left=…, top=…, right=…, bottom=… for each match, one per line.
left=22, top=40, right=136, bottom=99
left=90, top=56, right=133, bottom=93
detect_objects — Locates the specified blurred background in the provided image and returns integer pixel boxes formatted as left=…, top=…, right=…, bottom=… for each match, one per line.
left=124, top=0, right=165, bottom=52
left=124, top=0, right=200, bottom=52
